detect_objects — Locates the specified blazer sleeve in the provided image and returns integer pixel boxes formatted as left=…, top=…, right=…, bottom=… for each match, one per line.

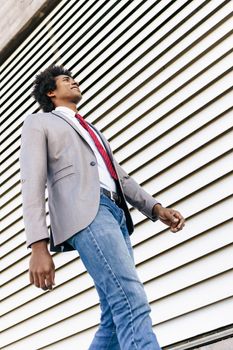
left=113, top=158, right=162, bottom=222
left=19, top=114, right=49, bottom=249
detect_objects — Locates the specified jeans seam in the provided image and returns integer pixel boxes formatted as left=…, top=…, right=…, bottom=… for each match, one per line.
left=87, top=226, right=138, bottom=349
left=105, top=329, right=117, bottom=350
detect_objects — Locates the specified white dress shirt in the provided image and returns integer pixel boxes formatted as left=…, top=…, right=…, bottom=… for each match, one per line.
left=55, top=106, right=117, bottom=192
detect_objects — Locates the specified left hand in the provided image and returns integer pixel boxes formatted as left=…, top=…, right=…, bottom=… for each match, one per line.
left=153, top=204, right=185, bottom=232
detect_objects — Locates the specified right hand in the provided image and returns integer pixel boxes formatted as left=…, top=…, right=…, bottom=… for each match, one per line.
left=29, top=240, right=55, bottom=291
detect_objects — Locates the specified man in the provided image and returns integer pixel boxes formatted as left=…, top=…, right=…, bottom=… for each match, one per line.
left=20, top=65, right=185, bottom=349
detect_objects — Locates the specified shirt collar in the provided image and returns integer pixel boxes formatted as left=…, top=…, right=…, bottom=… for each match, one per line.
left=55, top=106, right=77, bottom=119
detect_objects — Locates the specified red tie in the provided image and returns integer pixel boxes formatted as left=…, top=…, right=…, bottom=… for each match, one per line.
left=75, top=113, right=118, bottom=180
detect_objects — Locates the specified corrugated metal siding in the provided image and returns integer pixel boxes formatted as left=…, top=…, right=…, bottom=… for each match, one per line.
left=1, top=0, right=233, bottom=349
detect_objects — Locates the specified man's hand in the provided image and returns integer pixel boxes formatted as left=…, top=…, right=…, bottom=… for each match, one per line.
left=29, top=240, right=55, bottom=291
left=153, top=204, right=185, bottom=232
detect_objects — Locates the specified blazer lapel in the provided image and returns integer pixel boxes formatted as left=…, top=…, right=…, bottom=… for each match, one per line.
left=51, top=110, right=114, bottom=161
left=51, top=110, right=84, bottom=139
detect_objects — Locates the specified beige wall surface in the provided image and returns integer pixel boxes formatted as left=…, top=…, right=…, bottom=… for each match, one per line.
left=197, top=338, right=233, bottom=350
left=0, top=0, right=46, bottom=51
left=1, top=0, right=233, bottom=349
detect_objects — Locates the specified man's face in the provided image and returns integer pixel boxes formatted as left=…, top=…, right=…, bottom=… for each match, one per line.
left=48, top=74, right=82, bottom=105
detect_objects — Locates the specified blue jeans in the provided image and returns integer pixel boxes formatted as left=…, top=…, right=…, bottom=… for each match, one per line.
left=66, top=193, right=161, bottom=350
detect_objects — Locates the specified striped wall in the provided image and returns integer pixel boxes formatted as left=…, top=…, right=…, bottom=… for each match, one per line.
left=1, top=0, right=233, bottom=349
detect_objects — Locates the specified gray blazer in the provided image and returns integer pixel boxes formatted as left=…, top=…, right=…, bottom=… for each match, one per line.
left=19, top=110, right=160, bottom=252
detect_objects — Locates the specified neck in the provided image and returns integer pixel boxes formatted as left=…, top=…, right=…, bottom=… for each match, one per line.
left=55, top=101, right=78, bottom=113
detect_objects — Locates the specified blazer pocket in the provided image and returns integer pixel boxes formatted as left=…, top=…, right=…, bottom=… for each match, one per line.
left=52, top=165, right=75, bottom=186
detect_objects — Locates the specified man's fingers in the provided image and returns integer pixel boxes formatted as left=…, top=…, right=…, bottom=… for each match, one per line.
left=158, top=207, right=185, bottom=232
left=174, top=211, right=185, bottom=228
left=33, top=273, right=40, bottom=288
left=177, top=218, right=185, bottom=229
left=170, top=211, right=185, bottom=231
left=45, top=273, right=54, bottom=290
left=164, top=209, right=184, bottom=232
left=38, top=273, right=48, bottom=290
left=52, top=269, right=56, bottom=285
left=29, top=270, right=53, bottom=290
left=29, top=252, right=55, bottom=291
left=166, top=209, right=179, bottom=223
left=29, top=270, right=34, bottom=285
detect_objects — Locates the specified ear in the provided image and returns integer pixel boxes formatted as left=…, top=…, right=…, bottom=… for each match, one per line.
left=47, top=90, right=56, bottom=98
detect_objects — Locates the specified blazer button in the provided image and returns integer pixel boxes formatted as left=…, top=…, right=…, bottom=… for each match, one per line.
left=90, top=161, right=96, bottom=166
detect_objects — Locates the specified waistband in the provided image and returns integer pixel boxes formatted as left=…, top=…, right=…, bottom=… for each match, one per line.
left=100, top=187, right=121, bottom=205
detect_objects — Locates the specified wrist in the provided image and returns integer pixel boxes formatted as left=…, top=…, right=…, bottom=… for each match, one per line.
left=152, top=203, right=163, bottom=216
left=31, top=239, right=49, bottom=252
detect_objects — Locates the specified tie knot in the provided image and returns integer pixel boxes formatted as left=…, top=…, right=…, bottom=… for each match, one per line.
left=75, top=113, right=88, bottom=129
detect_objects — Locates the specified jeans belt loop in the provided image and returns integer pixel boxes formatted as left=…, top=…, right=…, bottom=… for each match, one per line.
left=110, top=191, right=115, bottom=201
left=101, top=187, right=120, bottom=204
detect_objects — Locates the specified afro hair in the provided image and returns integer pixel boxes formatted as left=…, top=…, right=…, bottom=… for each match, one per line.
left=31, top=65, right=73, bottom=112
